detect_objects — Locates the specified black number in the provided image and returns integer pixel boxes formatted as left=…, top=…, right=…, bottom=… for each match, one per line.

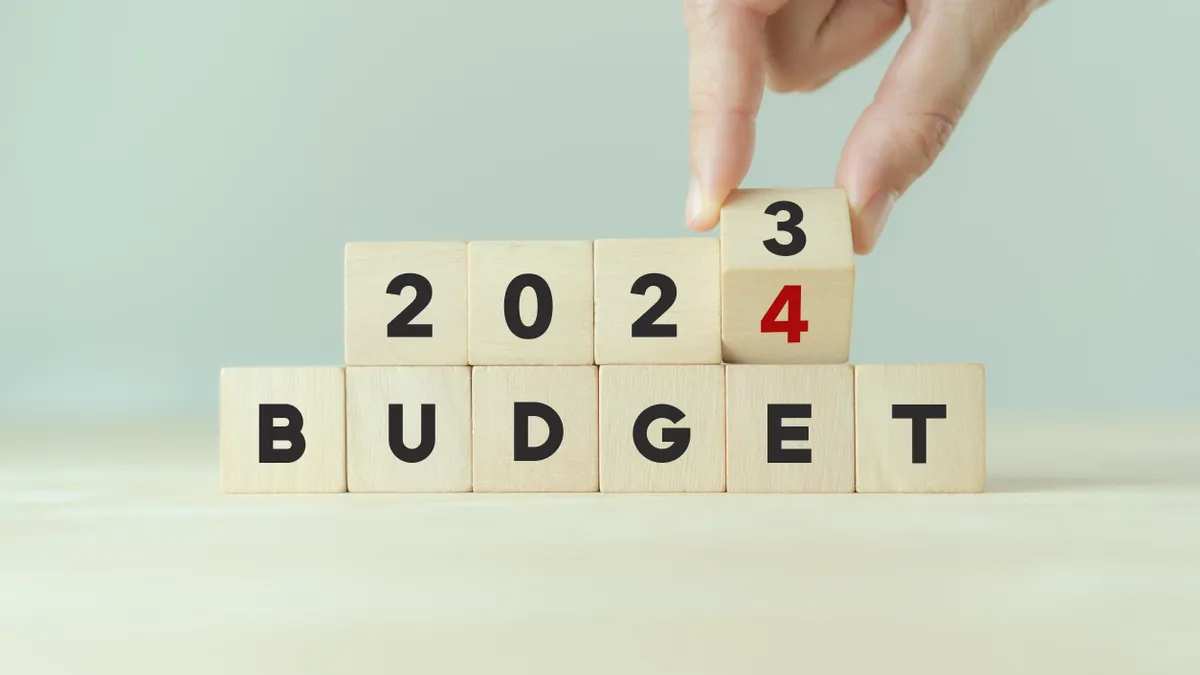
left=630, top=273, right=678, bottom=338
left=504, top=273, right=553, bottom=339
left=386, top=273, right=433, bottom=338
left=762, top=200, right=806, bottom=256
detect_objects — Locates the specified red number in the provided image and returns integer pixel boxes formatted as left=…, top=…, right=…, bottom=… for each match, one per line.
left=760, top=285, right=808, bottom=343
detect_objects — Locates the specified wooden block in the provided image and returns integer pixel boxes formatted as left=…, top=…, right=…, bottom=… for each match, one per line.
left=471, top=366, right=598, bottom=492
left=593, top=238, right=721, bottom=365
left=219, top=367, right=346, bottom=493
left=725, top=365, right=854, bottom=493
left=467, top=241, right=593, bottom=365
left=346, top=366, right=471, bottom=493
left=599, top=365, right=725, bottom=492
left=854, top=364, right=986, bottom=493
left=720, top=188, right=855, bottom=364
left=344, top=242, right=467, bottom=365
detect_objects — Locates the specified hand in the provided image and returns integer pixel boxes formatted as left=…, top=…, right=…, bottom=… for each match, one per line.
left=683, top=0, right=1043, bottom=253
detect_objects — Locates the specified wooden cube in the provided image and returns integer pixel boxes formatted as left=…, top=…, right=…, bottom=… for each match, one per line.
left=219, top=367, right=346, bottom=493
left=599, top=365, right=725, bottom=492
left=344, top=242, right=468, bottom=365
left=720, top=188, right=855, bottom=364
left=725, top=365, right=854, bottom=493
left=471, top=366, right=598, bottom=492
left=593, top=238, right=721, bottom=364
left=346, top=366, right=471, bottom=493
left=468, top=241, right=593, bottom=365
left=854, top=364, right=986, bottom=493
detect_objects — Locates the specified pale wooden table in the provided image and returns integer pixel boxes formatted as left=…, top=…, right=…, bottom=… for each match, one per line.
left=2, top=413, right=1198, bottom=674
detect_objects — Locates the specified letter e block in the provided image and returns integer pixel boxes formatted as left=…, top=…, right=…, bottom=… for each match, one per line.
left=720, top=188, right=854, bottom=364
left=599, top=365, right=725, bottom=492
left=468, top=241, right=593, bottom=365
left=593, top=238, right=720, bottom=364
left=854, top=364, right=986, bottom=493
left=471, top=366, right=598, bottom=492
left=346, top=366, right=471, bottom=493
left=725, top=365, right=854, bottom=493
left=219, top=367, right=346, bottom=493
left=345, top=242, right=468, bottom=365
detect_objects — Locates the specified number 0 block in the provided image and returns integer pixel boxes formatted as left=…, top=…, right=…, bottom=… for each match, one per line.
left=720, top=188, right=855, bottom=364
left=468, top=241, right=594, bottom=365
left=345, top=242, right=468, bottom=365
left=593, top=238, right=720, bottom=364
left=854, top=364, right=986, bottom=493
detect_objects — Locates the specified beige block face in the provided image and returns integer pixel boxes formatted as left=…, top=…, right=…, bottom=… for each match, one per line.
left=599, top=366, right=725, bottom=493
left=720, top=188, right=855, bottom=364
left=468, top=241, right=593, bottom=365
left=854, top=364, right=987, bottom=493
left=471, top=366, right=598, bottom=492
left=593, top=238, right=721, bottom=365
left=344, top=242, right=468, bottom=366
left=346, top=367, right=471, bottom=493
left=219, top=368, right=346, bottom=494
left=725, top=365, right=854, bottom=493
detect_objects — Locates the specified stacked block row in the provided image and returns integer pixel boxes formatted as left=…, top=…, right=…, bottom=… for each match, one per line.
left=220, top=188, right=986, bottom=494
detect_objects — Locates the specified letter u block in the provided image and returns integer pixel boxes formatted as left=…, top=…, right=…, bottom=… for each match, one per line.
left=471, top=366, right=599, bottom=492
left=219, top=367, right=347, bottom=493
left=599, top=365, right=725, bottom=492
left=720, top=188, right=855, bottom=364
left=346, top=367, right=472, bottom=492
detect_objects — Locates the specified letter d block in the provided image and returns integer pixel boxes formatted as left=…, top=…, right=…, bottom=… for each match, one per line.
left=471, top=366, right=598, bottom=492
left=854, top=364, right=986, bottom=493
left=720, top=188, right=854, bottom=364
left=599, top=366, right=725, bottom=492
left=219, top=368, right=346, bottom=493
left=346, top=367, right=471, bottom=493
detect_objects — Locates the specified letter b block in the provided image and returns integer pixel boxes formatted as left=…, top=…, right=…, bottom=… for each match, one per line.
left=854, top=364, right=986, bottom=493
left=471, top=366, right=599, bottom=492
left=219, top=367, right=347, bottom=493
left=720, top=188, right=855, bottom=364
left=599, top=365, right=725, bottom=492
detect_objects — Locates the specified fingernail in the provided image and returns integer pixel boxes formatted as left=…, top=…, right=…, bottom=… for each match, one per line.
left=855, top=190, right=898, bottom=252
left=685, top=175, right=716, bottom=231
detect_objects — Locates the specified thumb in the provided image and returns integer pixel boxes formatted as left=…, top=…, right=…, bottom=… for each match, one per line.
left=836, top=5, right=1032, bottom=254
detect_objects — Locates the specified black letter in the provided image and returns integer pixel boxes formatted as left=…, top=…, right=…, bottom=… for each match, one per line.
left=388, top=404, right=436, bottom=463
left=259, top=404, right=305, bottom=463
left=767, top=403, right=811, bottom=463
left=632, top=404, right=690, bottom=463
left=513, top=402, right=564, bottom=461
left=630, top=273, right=678, bottom=338
left=504, top=274, right=553, bottom=339
left=761, top=200, right=807, bottom=256
left=386, top=273, right=434, bottom=338
left=892, top=404, right=948, bottom=464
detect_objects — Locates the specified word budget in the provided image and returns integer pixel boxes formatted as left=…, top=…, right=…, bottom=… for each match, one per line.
left=220, top=188, right=986, bottom=495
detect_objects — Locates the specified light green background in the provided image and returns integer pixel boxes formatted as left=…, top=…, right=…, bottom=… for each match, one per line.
left=1, top=1, right=1196, bottom=418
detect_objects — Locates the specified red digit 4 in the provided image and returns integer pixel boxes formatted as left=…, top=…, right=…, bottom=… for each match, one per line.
left=760, top=285, right=809, bottom=343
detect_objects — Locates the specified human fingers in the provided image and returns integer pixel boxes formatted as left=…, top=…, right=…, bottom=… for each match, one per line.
left=683, top=0, right=789, bottom=231
left=836, top=2, right=1038, bottom=253
left=765, top=0, right=906, bottom=93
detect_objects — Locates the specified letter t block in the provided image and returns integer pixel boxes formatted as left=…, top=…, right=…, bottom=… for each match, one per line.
left=720, top=188, right=855, bottom=364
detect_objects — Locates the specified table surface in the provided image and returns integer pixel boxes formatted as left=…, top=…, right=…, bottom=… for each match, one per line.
left=2, top=412, right=1199, bottom=674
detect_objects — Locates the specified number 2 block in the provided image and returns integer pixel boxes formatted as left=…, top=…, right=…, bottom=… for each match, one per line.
left=720, top=188, right=855, bottom=364
left=345, top=242, right=468, bottom=365
left=593, top=238, right=720, bottom=364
